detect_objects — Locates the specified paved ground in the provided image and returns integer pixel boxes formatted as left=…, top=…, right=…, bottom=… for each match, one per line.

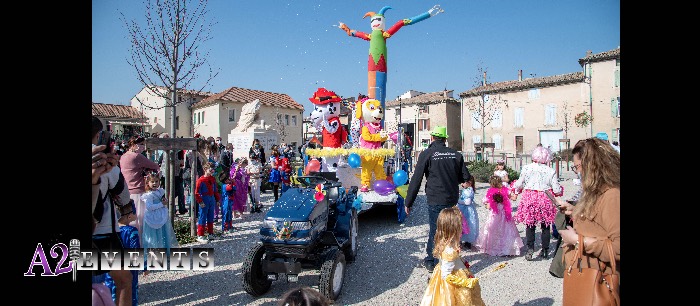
left=139, top=169, right=579, bottom=306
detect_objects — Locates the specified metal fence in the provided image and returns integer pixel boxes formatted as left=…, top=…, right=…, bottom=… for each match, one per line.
left=461, top=151, right=571, bottom=177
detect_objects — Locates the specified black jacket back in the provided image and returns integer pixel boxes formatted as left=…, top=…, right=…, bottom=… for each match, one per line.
left=405, top=139, right=471, bottom=207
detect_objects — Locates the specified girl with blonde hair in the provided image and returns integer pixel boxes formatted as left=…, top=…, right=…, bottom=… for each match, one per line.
left=420, top=206, right=485, bottom=306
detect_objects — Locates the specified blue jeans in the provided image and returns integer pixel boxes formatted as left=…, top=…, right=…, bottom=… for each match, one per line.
left=426, top=204, right=455, bottom=263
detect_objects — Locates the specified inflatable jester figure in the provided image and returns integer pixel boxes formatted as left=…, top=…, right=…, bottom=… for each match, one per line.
left=338, top=5, right=443, bottom=124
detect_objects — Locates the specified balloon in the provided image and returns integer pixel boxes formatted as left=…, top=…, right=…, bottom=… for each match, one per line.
left=315, top=191, right=325, bottom=202
left=348, top=153, right=361, bottom=168
left=373, top=180, right=396, bottom=196
left=386, top=175, right=394, bottom=185
left=393, top=170, right=408, bottom=186
left=396, top=185, right=408, bottom=198
left=305, top=159, right=321, bottom=174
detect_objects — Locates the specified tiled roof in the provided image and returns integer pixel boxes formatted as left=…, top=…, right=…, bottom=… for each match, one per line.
left=459, top=72, right=585, bottom=97
left=578, top=47, right=620, bottom=66
left=194, top=86, right=303, bottom=110
left=92, top=103, right=147, bottom=120
left=386, top=90, right=460, bottom=107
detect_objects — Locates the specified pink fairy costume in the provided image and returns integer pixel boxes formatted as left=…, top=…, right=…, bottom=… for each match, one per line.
left=475, top=186, right=523, bottom=256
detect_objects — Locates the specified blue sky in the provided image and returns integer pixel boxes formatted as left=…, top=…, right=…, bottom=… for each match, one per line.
left=92, top=0, right=620, bottom=115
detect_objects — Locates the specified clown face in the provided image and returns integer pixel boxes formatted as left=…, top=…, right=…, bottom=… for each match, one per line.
left=370, top=15, right=385, bottom=31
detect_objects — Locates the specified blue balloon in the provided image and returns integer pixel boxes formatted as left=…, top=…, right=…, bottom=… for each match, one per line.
left=348, top=153, right=361, bottom=168
left=393, top=170, right=408, bottom=186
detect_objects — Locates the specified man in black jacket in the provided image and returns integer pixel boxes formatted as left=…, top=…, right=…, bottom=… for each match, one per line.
left=404, top=126, right=471, bottom=272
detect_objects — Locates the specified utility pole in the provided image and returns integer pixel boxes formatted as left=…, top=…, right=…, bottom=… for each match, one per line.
left=587, top=59, right=593, bottom=137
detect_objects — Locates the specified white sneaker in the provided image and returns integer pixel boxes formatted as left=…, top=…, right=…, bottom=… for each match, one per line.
left=196, top=236, right=209, bottom=243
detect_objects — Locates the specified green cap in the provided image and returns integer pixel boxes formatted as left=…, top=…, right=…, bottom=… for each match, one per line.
left=430, top=126, right=448, bottom=138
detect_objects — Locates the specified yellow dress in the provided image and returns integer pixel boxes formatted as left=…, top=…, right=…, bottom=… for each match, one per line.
left=420, top=247, right=486, bottom=306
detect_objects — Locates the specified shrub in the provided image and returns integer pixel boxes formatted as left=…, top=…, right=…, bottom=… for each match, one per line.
left=467, top=160, right=520, bottom=183
left=173, top=218, right=196, bottom=245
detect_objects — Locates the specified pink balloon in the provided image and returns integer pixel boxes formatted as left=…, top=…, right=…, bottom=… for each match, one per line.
left=315, top=191, right=325, bottom=201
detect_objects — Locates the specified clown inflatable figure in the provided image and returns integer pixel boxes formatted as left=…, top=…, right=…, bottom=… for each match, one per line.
left=309, top=88, right=348, bottom=172
left=356, top=97, right=388, bottom=192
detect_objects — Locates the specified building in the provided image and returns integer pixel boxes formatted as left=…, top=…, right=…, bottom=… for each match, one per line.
left=130, top=86, right=213, bottom=138
left=459, top=47, right=620, bottom=155
left=191, top=86, right=305, bottom=149
left=92, top=102, right=148, bottom=141
left=384, top=89, right=462, bottom=152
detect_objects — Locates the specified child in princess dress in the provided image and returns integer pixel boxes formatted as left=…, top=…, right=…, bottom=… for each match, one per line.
left=457, top=175, right=479, bottom=250
left=141, top=173, right=179, bottom=255
left=475, top=175, right=523, bottom=256
left=420, top=206, right=485, bottom=306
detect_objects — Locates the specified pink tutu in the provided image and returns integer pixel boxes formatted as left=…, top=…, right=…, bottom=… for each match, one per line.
left=514, top=189, right=557, bottom=226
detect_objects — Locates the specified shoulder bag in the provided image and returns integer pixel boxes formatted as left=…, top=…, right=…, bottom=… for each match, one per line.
left=563, top=234, right=620, bottom=306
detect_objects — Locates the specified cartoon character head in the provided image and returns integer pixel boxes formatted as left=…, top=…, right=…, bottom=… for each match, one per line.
left=309, top=87, right=342, bottom=130
left=364, top=6, right=391, bottom=31
left=356, top=97, right=383, bottom=124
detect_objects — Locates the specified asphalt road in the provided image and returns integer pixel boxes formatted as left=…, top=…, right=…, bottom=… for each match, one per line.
left=139, top=171, right=578, bottom=305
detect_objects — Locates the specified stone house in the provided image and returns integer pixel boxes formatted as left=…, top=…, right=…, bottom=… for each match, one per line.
left=459, top=47, right=620, bottom=155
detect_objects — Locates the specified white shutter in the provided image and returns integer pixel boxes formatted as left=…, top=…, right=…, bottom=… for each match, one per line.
left=492, top=134, right=503, bottom=149
left=491, top=109, right=502, bottom=128
left=514, top=107, right=524, bottom=127
left=545, top=104, right=557, bottom=125
left=471, top=111, right=480, bottom=129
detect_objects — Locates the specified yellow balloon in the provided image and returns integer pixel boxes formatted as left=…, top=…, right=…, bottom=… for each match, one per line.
left=396, top=185, right=408, bottom=198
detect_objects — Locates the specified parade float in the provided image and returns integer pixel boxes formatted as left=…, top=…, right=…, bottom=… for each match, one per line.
left=301, top=4, right=444, bottom=222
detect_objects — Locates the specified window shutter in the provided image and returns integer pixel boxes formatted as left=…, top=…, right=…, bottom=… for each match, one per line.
left=611, top=98, right=618, bottom=117
left=614, top=70, right=620, bottom=87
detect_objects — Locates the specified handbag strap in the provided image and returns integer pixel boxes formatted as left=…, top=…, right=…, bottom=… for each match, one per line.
left=567, top=234, right=618, bottom=275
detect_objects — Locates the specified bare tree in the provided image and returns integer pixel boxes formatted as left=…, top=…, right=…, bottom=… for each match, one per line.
left=463, top=64, right=508, bottom=151
left=121, top=0, right=218, bottom=225
left=121, top=0, right=218, bottom=121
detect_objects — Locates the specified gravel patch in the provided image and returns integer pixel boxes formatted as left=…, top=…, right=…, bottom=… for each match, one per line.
left=139, top=171, right=578, bottom=305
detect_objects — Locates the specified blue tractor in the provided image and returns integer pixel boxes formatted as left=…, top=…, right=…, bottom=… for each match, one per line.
left=242, top=173, right=359, bottom=301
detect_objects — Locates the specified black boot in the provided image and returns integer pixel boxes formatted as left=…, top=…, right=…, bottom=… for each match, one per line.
left=539, top=248, right=550, bottom=259
left=525, top=248, right=535, bottom=261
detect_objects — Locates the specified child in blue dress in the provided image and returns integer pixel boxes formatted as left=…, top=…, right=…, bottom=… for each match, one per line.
left=141, top=173, right=179, bottom=253
left=457, top=175, right=479, bottom=250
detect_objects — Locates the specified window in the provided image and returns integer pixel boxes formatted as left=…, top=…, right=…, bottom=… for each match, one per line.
left=285, top=114, right=290, bottom=125
left=154, top=117, right=158, bottom=124
left=514, top=107, right=524, bottom=127
left=611, top=97, right=620, bottom=117
left=492, top=134, right=503, bottom=150
left=491, top=108, right=502, bottom=128
left=545, top=104, right=557, bottom=125
left=175, top=116, right=179, bottom=129
left=419, top=119, right=430, bottom=130
left=201, top=111, right=204, bottom=123
left=193, top=114, right=197, bottom=125
left=228, top=109, right=236, bottom=122
left=472, top=135, right=481, bottom=146
left=292, top=115, right=297, bottom=126
left=471, top=111, right=480, bottom=129
left=528, top=88, right=540, bottom=100
left=614, top=69, right=620, bottom=88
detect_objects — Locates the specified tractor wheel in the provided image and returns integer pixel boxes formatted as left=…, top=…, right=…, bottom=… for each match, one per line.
left=241, top=243, right=272, bottom=296
left=319, top=248, right=346, bottom=301
left=343, top=209, right=358, bottom=263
